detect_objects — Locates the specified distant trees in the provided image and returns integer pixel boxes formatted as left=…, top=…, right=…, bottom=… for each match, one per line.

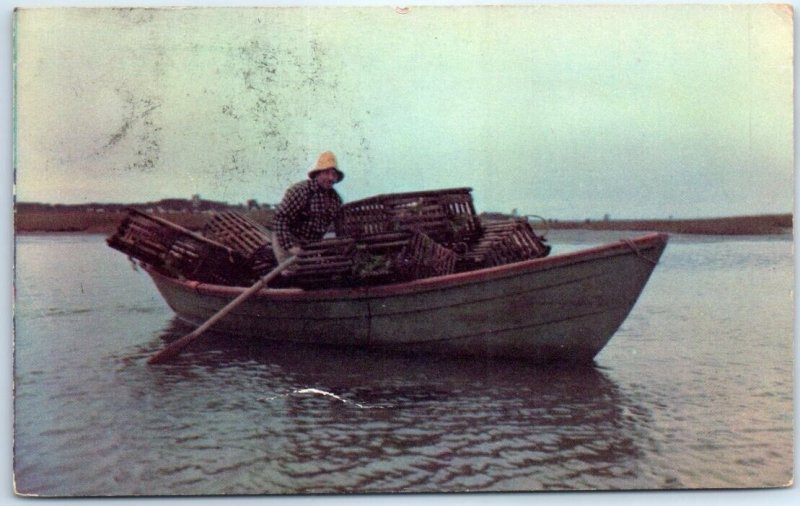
left=15, top=197, right=239, bottom=214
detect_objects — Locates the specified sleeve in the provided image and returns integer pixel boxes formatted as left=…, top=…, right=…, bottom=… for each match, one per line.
left=273, top=183, right=310, bottom=251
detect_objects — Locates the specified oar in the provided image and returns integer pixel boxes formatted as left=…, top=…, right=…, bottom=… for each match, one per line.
left=147, top=255, right=298, bottom=365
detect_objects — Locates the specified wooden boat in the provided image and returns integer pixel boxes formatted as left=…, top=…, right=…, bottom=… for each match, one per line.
left=143, top=232, right=668, bottom=363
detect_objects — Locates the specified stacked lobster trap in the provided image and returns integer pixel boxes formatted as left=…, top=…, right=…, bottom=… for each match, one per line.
left=106, top=188, right=551, bottom=289
left=202, top=210, right=277, bottom=278
left=106, top=209, right=255, bottom=285
left=457, top=219, right=552, bottom=271
left=334, top=187, right=483, bottom=247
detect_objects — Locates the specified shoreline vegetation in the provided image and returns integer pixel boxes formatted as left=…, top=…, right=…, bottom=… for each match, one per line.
left=14, top=201, right=792, bottom=236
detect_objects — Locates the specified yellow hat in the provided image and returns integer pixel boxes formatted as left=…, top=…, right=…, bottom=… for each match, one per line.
left=308, top=151, right=344, bottom=182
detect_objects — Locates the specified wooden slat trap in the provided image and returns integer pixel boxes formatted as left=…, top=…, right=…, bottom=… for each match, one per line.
left=107, top=195, right=551, bottom=290
left=459, top=219, right=551, bottom=270
left=352, top=231, right=457, bottom=285
left=285, top=238, right=356, bottom=288
left=335, top=187, right=483, bottom=247
left=202, top=210, right=277, bottom=277
left=106, top=208, right=251, bottom=285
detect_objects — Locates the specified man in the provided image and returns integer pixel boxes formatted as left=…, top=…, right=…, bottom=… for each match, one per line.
left=272, top=151, right=345, bottom=262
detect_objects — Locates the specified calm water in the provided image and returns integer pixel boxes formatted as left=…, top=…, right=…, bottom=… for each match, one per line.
left=12, top=232, right=794, bottom=496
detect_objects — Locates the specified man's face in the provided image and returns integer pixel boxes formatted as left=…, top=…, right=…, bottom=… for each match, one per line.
left=314, top=168, right=339, bottom=189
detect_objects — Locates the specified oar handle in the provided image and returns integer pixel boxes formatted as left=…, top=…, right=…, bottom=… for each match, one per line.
left=147, top=255, right=298, bottom=365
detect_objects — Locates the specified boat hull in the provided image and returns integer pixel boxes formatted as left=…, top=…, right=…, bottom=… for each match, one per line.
left=145, top=233, right=668, bottom=363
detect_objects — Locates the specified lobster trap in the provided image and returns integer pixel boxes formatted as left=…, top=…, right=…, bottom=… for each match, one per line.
left=459, top=219, right=551, bottom=270
left=202, top=210, right=277, bottom=277
left=281, top=232, right=458, bottom=289
left=283, top=238, right=357, bottom=288
left=106, top=208, right=251, bottom=285
left=352, top=231, right=457, bottom=285
left=335, top=188, right=482, bottom=247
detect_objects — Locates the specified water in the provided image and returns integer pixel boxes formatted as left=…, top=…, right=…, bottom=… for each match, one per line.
left=12, top=232, right=794, bottom=496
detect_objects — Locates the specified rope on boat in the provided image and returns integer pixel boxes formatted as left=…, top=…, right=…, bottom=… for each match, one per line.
left=524, top=214, right=550, bottom=238
left=623, top=239, right=658, bottom=265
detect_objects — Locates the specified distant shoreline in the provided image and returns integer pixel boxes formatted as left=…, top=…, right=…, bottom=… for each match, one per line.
left=13, top=208, right=793, bottom=236
left=532, top=214, right=793, bottom=236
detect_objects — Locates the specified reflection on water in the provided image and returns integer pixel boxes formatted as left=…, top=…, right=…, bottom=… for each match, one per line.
left=115, top=318, right=654, bottom=494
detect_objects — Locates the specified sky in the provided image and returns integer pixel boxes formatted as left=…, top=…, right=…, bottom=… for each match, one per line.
left=11, top=2, right=795, bottom=220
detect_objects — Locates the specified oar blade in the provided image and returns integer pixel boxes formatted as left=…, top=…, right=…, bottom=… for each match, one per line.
left=146, top=332, right=199, bottom=364
left=146, top=255, right=297, bottom=365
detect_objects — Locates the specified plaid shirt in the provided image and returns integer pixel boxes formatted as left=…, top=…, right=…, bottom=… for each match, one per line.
left=273, top=179, right=343, bottom=250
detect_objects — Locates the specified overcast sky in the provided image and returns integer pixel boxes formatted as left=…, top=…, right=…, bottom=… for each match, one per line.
left=12, top=3, right=794, bottom=219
